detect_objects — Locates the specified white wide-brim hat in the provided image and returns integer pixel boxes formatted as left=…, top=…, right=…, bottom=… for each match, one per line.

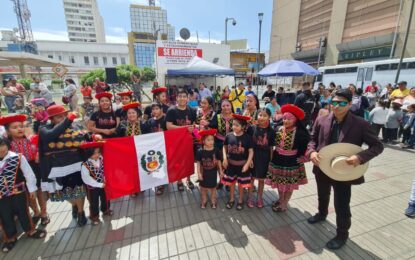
left=319, top=143, right=369, bottom=181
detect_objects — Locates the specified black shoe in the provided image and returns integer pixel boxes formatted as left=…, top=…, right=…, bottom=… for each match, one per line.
left=225, top=186, right=230, bottom=192
left=216, top=183, right=224, bottom=190
left=307, top=213, right=327, bottom=224
left=77, top=212, right=87, bottom=227
left=326, top=236, right=347, bottom=250
left=72, top=206, right=78, bottom=219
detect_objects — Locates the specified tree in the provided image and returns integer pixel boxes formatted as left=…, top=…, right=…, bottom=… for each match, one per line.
left=141, top=67, right=156, bottom=83
left=17, top=78, right=33, bottom=90
left=116, top=64, right=141, bottom=84
left=80, top=69, right=105, bottom=86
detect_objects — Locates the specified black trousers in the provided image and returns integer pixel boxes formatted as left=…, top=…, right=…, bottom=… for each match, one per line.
left=86, top=188, right=109, bottom=217
left=315, top=172, right=352, bottom=239
left=371, top=123, right=385, bottom=140
left=0, top=192, right=33, bottom=239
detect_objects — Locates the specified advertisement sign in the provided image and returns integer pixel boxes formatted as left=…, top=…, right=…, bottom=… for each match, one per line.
left=157, top=41, right=203, bottom=66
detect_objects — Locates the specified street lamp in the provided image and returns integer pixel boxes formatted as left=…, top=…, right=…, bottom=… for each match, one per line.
left=224, top=17, right=237, bottom=45
left=256, top=12, right=264, bottom=93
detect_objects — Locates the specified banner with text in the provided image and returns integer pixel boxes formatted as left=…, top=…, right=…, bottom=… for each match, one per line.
left=157, top=41, right=203, bottom=66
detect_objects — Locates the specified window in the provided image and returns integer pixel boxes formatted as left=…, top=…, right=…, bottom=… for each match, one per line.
left=365, top=68, right=373, bottom=81
left=325, top=69, right=335, bottom=74
left=408, top=62, right=415, bottom=69
left=390, top=63, right=399, bottom=70
left=103, top=57, right=107, bottom=65
left=93, top=56, right=99, bottom=65
left=69, top=56, right=75, bottom=64
left=112, top=57, right=117, bottom=65
left=84, top=56, right=90, bottom=65
left=345, top=67, right=357, bottom=73
left=48, top=55, right=53, bottom=59
left=121, top=57, right=126, bottom=65
left=375, top=64, right=390, bottom=71
left=58, top=55, right=62, bottom=61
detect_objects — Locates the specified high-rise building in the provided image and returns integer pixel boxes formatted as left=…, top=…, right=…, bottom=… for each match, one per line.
left=128, top=4, right=175, bottom=68
left=269, top=0, right=415, bottom=66
left=63, top=0, right=106, bottom=43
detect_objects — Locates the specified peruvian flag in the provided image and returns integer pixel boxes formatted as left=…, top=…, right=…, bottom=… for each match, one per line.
left=103, top=128, right=194, bottom=200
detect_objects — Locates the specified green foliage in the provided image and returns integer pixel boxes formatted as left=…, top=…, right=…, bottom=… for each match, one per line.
left=80, top=69, right=105, bottom=86
left=17, top=78, right=32, bottom=90
left=116, top=64, right=141, bottom=84
left=79, top=65, right=156, bottom=86
left=51, top=79, right=63, bottom=84
left=141, top=67, right=156, bottom=83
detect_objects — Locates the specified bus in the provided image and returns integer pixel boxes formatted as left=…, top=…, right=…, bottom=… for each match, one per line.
left=314, top=57, right=415, bottom=90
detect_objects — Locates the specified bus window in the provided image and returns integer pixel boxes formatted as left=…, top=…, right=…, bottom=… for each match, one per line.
left=391, top=63, right=398, bottom=70
left=334, top=68, right=346, bottom=73
left=325, top=69, right=335, bottom=74
left=365, top=68, right=373, bottom=81
left=375, top=64, right=390, bottom=71
left=316, top=73, right=323, bottom=82
left=408, top=62, right=415, bottom=69
left=345, top=67, right=357, bottom=73
left=357, top=68, right=364, bottom=81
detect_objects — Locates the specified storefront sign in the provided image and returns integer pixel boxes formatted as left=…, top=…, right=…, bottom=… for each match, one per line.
left=157, top=41, right=203, bottom=65
left=338, top=46, right=392, bottom=61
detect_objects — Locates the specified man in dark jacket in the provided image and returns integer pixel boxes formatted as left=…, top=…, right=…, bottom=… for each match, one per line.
left=294, top=82, right=315, bottom=128
left=306, top=89, right=384, bottom=250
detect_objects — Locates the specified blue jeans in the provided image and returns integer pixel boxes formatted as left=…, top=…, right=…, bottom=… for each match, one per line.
left=4, top=96, right=17, bottom=113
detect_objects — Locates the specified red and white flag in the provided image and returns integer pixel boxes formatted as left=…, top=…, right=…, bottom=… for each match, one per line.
left=103, top=128, right=194, bottom=200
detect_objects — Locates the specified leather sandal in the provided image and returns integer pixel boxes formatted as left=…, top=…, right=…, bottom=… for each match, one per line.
left=2, top=240, right=16, bottom=253
left=27, top=229, right=47, bottom=239
left=226, top=200, right=235, bottom=209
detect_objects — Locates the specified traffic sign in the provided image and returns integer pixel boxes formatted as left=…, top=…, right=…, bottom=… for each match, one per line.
left=52, top=63, right=68, bottom=78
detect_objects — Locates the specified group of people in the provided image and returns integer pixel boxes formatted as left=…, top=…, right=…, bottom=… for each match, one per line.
left=0, top=78, right=388, bottom=253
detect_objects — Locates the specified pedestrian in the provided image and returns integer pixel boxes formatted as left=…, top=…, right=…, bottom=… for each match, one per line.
left=349, top=84, right=369, bottom=118
left=390, top=81, right=409, bottom=99
left=307, top=88, right=383, bottom=249
left=229, top=83, right=246, bottom=114
left=405, top=178, right=415, bottom=217
left=196, top=96, right=215, bottom=130
left=196, top=129, right=223, bottom=209
left=368, top=100, right=388, bottom=139
left=88, top=92, right=117, bottom=139
left=1, top=114, right=50, bottom=227
left=80, top=138, right=113, bottom=225
left=79, top=96, right=97, bottom=124
left=401, top=103, right=415, bottom=147
left=31, top=103, right=49, bottom=133
left=165, top=88, right=197, bottom=191
left=116, top=102, right=144, bottom=137
left=131, top=74, right=142, bottom=102
left=384, top=99, right=403, bottom=143
left=63, top=79, right=78, bottom=112
left=199, top=83, right=212, bottom=99
left=114, top=91, right=134, bottom=125
left=265, top=96, right=281, bottom=120
left=0, top=136, right=47, bottom=253
left=266, top=104, right=309, bottom=212
left=262, top=84, right=276, bottom=104
left=243, top=94, right=260, bottom=126
left=143, top=87, right=170, bottom=120
left=30, top=77, right=54, bottom=106
left=80, top=81, right=92, bottom=98
left=38, top=105, right=88, bottom=227
left=1, top=79, right=21, bottom=113
left=247, top=108, right=275, bottom=208
left=222, top=114, right=254, bottom=210
left=294, top=82, right=316, bottom=128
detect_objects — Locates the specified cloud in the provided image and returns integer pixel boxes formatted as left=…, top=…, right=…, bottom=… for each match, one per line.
left=108, top=27, right=127, bottom=36
left=106, top=35, right=128, bottom=43
left=33, top=30, right=69, bottom=41
left=174, top=36, right=221, bottom=44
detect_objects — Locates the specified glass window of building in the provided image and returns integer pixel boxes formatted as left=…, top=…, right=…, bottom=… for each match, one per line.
left=93, top=56, right=99, bottom=65
left=84, top=56, right=90, bottom=65
left=70, top=56, right=75, bottom=64
left=48, top=55, right=53, bottom=59
left=121, top=57, right=126, bottom=65
left=112, top=57, right=118, bottom=65
left=103, top=57, right=107, bottom=65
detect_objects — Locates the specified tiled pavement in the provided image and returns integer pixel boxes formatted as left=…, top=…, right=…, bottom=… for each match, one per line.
left=1, top=145, right=415, bottom=260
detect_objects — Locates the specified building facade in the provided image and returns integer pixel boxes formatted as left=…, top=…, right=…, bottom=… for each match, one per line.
left=36, top=40, right=129, bottom=68
left=269, top=0, right=415, bottom=66
left=63, top=0, right=106, bottom=43
left=128, top=4, right=175, bottom=68
left=230, top=52, right=265, bottom=83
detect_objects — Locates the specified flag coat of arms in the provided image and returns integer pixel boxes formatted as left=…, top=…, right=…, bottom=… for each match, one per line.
left=103, top=127, right=194, bottom=200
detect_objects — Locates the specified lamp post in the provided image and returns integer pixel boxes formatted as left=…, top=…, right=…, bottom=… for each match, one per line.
left=256, top=12, right=264, bottom=94
left=224, top=17, right=237, bottom=45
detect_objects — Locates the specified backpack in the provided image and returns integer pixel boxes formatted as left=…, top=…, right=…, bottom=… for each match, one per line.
left=351, top=96, right=362, bottom=112
left=302, top=94, right=316, bottom=117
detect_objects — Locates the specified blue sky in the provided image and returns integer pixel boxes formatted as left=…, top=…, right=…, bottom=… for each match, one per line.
left=0, top=0, right=273, bottom=51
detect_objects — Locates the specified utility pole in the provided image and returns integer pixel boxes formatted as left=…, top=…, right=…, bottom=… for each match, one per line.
left=394, top=0, right=415, bottom=84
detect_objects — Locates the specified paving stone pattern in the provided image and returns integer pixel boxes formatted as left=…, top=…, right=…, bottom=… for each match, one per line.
left=1, top=145, right=414, bottom=260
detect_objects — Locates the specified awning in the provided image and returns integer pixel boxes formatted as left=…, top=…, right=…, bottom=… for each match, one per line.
left=167, top=56, right=234, bottom=76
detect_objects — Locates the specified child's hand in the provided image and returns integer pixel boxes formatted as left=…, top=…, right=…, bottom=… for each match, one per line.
left=242, top=164, right=249, bottom=173
left=222, top=160, right=228, bottom=169
left=249, top=161, right=254, bottom=168
left=219, top=171, right=224, bottom=179
left=29, top=192, right=36, bottom=200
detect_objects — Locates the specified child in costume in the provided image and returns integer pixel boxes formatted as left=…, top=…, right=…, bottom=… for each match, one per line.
left=266, top=104, right=310, bottom=212
left=196, top=129, right=223, bottom=209
left=222, top=114, right=254, bottom=210
left=80, top=136, right=113, bottom=225
left=0, top=136, right=46, bottom=253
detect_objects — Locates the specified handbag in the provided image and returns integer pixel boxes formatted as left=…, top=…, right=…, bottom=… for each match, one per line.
left=62, top=96, right=71, bottom=104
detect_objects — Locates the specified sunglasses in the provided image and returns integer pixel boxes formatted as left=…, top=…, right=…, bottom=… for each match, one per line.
left=332, top=101, right=349, bottom=107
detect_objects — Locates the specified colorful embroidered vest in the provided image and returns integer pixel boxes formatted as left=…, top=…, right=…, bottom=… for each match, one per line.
left=45, top=128, right=88, bottom=153
left=83, top=157, right=105, bottom=188
left=216, top=114, right=233, bottom=141
left=0, top=154, right=25, bottom=199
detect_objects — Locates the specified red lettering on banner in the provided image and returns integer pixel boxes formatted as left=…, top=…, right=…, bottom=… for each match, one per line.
left=158, top=47, right=203, bottom=58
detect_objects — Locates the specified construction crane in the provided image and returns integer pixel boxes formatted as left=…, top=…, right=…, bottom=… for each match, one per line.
left=11, top=0, right=37, bottom=53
